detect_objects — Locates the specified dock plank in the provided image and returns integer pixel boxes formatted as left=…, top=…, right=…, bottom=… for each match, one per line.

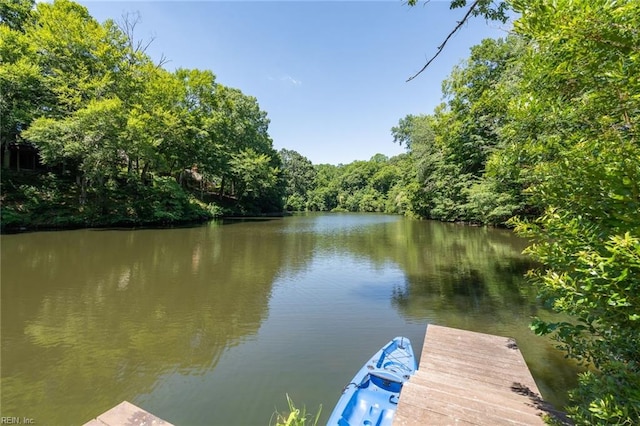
left=423, top=342, right=526, bottom=367
left=408, top=371, right=543, bottom=414
left=398, top=383, right=540, bottom=425
left=394, top=401, right=477, bottom=426
left=419, top=357, right=539, bottom=390
left=393, top=325, right=552, bottom=425
left=83, top=401, right=173, bottom=426
left=402, top=376, right=543, bottom=423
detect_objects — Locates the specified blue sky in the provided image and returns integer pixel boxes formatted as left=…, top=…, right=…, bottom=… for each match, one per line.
left=79, top=1, right=512, bottom=165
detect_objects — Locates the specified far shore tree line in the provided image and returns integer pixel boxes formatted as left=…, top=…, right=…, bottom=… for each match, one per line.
left=2, top=0, right=638, bottom=424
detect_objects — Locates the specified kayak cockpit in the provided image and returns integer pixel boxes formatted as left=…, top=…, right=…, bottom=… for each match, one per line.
left=338, top=383, right=398, bottom=426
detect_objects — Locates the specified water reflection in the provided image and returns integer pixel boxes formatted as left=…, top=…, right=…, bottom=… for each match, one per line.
left=1, top=214, right=578, bottom=425
left=1, top=224, right=279, bottom=424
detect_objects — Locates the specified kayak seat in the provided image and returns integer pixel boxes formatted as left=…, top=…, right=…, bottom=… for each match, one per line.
left=377, top=408, right=396, bottom=425
left=369, top=369, right=403, bottom=383
left=340, top=392, right=369, bottom=425
left=369, top=371, right=403, bottom=393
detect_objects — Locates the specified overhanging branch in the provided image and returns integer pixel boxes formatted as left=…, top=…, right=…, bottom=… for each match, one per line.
left=406, top=0, right=480, bottom=82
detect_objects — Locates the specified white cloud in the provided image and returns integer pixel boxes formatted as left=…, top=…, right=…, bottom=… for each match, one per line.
left=282, top=75, right=302, bottom=86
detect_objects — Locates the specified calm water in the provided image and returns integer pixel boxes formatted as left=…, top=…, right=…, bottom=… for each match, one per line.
left=1, top=213, right=578, bottom=425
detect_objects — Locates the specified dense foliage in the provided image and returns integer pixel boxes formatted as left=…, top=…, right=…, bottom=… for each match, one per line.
left=278, top=150, right=422, bottom=216
left=390, top=35, right=533, bottom=225
left=404, top=0, right=639, bottom=423
left=508, top=0, right=640, bottom=423
left=1, top=0, right=284, bottom=230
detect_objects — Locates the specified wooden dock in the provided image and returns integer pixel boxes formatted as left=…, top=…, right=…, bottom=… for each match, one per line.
left=394, top=324, right=560, bottom=425
left=83, top=401, right=173, bottom=426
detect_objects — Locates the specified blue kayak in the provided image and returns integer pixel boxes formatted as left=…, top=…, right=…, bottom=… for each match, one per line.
left=327, top=336, right=417, bottom=426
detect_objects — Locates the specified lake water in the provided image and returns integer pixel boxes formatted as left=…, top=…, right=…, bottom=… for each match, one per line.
left=0, top=213, right=578, bottom=425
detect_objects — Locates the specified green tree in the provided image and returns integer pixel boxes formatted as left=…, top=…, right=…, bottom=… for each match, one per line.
left=442, top=37, right=525, bottom=176
left=279, top=148, right=316, bottom=211
left=306, top=164, right=339, bottom=211
left=24, top=97, right=127, bottom=205
left=210, top=85, right=275, bottom=199
left=229, top=148, right=279, bottom=199
left=27, top=0, right=124, bottom=116
left=507, top=0, right=640, bottom=423
left=173, top=67, right=221, bottom=180
left=124, top=64, right=186, bottom=180
left=320, top=154, right=401, bottom=212
left=0, top=14, right=42, bottom=168
left=19, top=0, right=146, bottom=204
left=383, top=154, right=419, bottom=216
left=392, top=112, right=468, bottom=221
left=392, top=36, right=528, bottom=224
left=4, top=0, right=286, bottom=226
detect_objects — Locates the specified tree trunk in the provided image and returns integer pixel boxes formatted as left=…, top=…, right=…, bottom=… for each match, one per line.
left=2, top=143, right=10, bottom=169
left=77, top=174, right=87, bottom=205
left=141, top=162, right=150, bottom=184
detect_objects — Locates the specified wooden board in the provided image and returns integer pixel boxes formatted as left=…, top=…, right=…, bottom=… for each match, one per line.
left=83, top=401, right=173, bottom=426
left=393, top=325, right=558, bottom=425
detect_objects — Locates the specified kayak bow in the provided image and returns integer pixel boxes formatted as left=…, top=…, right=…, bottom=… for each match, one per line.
left=327, top=336, right=417, bottom=426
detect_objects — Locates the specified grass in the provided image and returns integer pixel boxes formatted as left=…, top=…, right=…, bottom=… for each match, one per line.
left=271, top=394, right=322, bottom=426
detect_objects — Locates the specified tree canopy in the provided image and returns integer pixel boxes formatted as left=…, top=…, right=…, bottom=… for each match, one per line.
left=397, top=0, right=640, bottom=422
left=1, top=0, right=284, bottom=228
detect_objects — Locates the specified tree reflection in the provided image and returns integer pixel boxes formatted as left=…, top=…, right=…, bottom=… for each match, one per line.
left=1, top=223, right=293, bottom=423
left=1, top=215, right=578, bottom=420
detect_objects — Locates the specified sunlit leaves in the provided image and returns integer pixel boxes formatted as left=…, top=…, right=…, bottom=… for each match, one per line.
left=279, top=149, right=316, bottom=210
left=24, top=97, right=127, bottom=178
left=395, top=2, right=640, bottom=418
left=507, top=0, right=640, bottom=422
left=0, top=24, right=43, bottom=146
left=229, top=148, right=279, bottom=200
left=27, top=0, right=118, bottom=114
left=5, top=0, right=285, bottom=218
